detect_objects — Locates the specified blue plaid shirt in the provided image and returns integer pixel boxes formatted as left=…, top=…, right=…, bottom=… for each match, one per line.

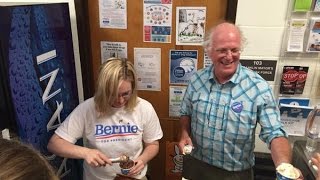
left=180, top=64, right=287, bottom=171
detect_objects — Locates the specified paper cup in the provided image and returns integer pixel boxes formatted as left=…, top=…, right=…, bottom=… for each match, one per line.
left=276, top=163, right=300, bottom=180
left=276, top=171, right=296, bottom=180
left=120, top=160, right=134, bottom=175
left=183, top=145, right=193, bottom=155
left=120, top=167, right=132, bottom=175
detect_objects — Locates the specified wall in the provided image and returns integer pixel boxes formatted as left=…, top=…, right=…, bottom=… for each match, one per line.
left=236, top=0, right=320, bottom=153
left=87, top=1, right=227, bottom=179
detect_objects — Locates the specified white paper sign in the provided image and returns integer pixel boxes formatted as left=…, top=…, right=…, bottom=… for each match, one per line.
left=134, top=48, right=161, bottom=91
left=169, top=86, right=186, bottom=117
left=100, top=41, right=127, bottom=63
left=287, top=19, right=308, bottom=52
left=99, top=0, right=127, bottom=29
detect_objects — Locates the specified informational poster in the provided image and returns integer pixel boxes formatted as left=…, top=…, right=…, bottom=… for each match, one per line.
left=134, top=48, right=161, bottom=91
left=170, top=50, right=198, bottom=85
left=169, top=86, right=186, bottom=117
left=100, top=41, right=127, bottom=63
left=306, top=18, right=320, bottom=52
left=99, top=0, right=127, bottom=29
left=143, top=0, right=172, bottom=43
left=280, top=103, right=313, bottom=136
left=240, top=59, right=277, bottom=81
left=176, top=7, right=206, bottom=46
left=287, top=19, right=308, bottom=52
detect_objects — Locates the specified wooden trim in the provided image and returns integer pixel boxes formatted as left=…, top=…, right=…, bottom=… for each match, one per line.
left=226, top=0, right=238, bottom=23
left=74, top=0, right=94, bottom=99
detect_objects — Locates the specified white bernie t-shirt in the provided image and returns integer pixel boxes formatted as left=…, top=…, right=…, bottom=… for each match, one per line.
left=55, top=97, right=163, bottom=180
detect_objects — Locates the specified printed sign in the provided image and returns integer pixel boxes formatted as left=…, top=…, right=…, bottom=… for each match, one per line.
left=240, top=59, right=277, bottom=81
left=170, top=50, right=198, bottom=85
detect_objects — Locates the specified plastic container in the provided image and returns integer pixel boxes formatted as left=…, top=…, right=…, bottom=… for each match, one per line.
left=305, top=107, right=320, bottom=153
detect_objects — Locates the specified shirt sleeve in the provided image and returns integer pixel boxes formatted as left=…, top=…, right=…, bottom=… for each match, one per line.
left=55, top=103, right=86, bottom=144
left=258, top=89, right=287, bottom=148
left=141, top=101, right=163, bottom=143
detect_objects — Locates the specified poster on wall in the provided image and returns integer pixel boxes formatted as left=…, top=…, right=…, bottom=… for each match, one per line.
left=0, top=3, right=82, bottom=179
left=134, top=48, right=161, bottom=91
left=169, top=86, right=186, bottom=117
left=143, top=0, right=172, bottom=43
left=176, top=7, right=206, bottom=46
left=100, top=41, right=127, bottom=63
left=169, top=50, right=198, bottom=85
left=99, top=0, right=127, bottom=29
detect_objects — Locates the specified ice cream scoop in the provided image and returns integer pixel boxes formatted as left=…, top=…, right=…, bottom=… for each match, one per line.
left=110, top=155, right=129, bottom=163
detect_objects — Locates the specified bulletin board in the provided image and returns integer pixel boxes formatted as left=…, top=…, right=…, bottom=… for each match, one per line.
left=87, top=0, right=228, bottom=179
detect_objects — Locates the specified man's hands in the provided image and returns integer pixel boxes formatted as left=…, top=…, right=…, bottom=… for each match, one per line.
left=178, top=133, right=193, bottom=155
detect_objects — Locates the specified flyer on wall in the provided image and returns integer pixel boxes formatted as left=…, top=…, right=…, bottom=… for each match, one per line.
left=176, top=7, right=206, bottom=46
left=169, top=50, right=198, bottom=85
left=169, top=86, right=186, bottom=117
left=100, top=41, right=127, bottom=63
left=143, top=0, right=172, bottom=43
left=99, top=0, right=127, bottom=29
left=134, top=48, right=161, bottom=91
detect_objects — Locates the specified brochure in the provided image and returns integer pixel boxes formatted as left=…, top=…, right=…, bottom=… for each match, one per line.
left=313, top=0, right=320, bottom=11
left=306, top=18, right=320, bottom=52
left=280, top=103, right=313, bottom=136
left=280, top=66, right=300, bottom=95
left=293, top=0, right=313, bottom=12
left=287, top=19, right=308, bottom=52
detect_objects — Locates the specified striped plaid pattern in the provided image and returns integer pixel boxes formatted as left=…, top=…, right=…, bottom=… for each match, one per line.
left=180, top=64, right=286, bottom=171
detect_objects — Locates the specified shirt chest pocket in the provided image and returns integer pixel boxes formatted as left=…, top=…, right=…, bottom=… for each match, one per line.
left=190, top=93, right=220, bottom=129
left=224, top=100, right=257, bottom=143
left=190, top=93, right=213, bottom=125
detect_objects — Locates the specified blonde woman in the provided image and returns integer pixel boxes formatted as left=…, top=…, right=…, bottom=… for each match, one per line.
left=48, top=58, right=163, bottom=180
left=0, top=138, right=58, bottom=180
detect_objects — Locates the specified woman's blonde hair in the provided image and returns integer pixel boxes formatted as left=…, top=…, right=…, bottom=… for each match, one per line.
left=94, top=58, right=138, bottom=114
left=0, top=138, right=59, bottom=180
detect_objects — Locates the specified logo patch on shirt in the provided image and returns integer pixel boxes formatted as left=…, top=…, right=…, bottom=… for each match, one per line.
left=231, top=102, right=243, bottom=113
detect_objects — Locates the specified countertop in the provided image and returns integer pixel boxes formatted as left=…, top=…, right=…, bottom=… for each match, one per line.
left=292, top=140, right=318, bottom=180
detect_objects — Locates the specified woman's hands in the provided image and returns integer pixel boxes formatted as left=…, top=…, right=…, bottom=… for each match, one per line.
left=83, top=148, right=112, bottom=167
left=126, top=159, right=144, bottom=176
